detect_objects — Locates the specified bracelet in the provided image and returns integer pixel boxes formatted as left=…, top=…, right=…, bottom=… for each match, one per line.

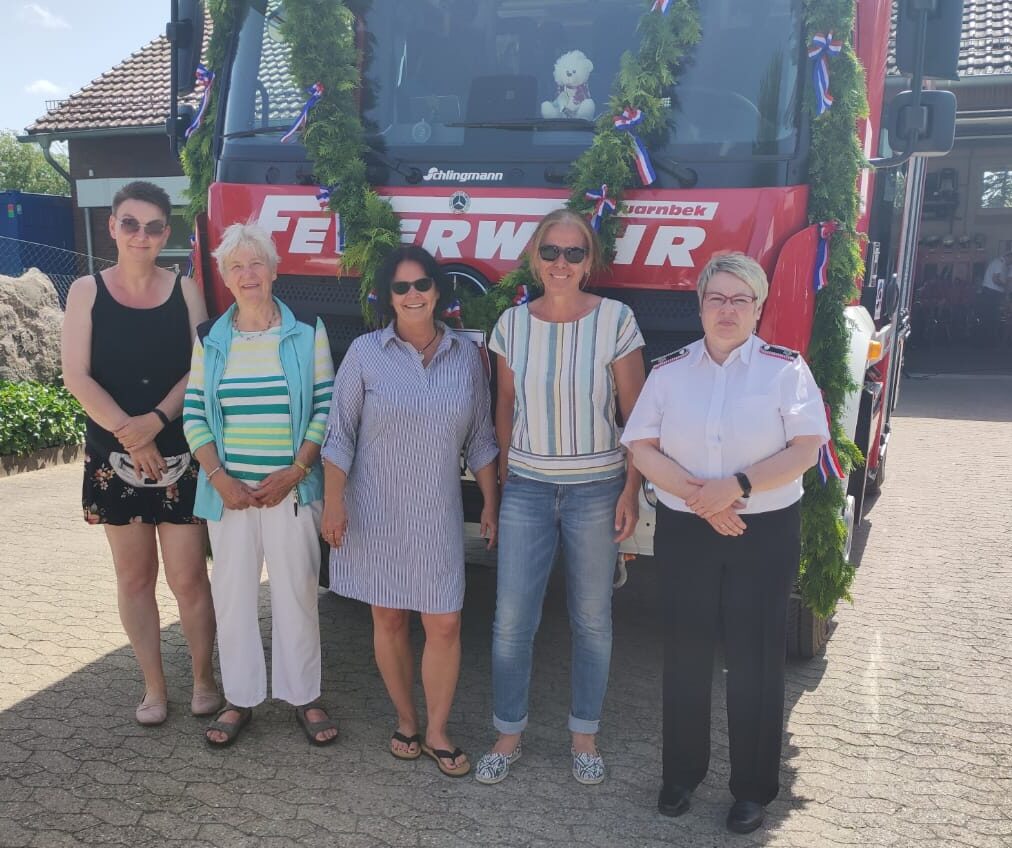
left=207, top=465, right=224, bottom=481
left=151, top=408, right=171, bottom=429
left=293, top=460, right=310, bottom=478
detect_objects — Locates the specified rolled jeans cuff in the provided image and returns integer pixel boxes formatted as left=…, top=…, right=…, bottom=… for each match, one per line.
left=569, top=714, right=601, bottom=734
left=493, top=712, right=528, bottom=735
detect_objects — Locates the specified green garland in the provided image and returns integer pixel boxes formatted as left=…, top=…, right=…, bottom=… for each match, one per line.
left=181, top=0, right=867, bottom=618
left=798, top=0, right=868, bottom=618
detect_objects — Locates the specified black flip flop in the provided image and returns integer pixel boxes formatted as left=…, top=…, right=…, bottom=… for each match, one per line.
left=390, top=731, right=422, bottom=760
left=205, top=705, right=252, bottom=748
left=421, top=742, right=471, bottom=777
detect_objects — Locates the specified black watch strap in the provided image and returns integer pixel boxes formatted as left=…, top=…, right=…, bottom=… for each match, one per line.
left=734, top=472, right=752, bottom=499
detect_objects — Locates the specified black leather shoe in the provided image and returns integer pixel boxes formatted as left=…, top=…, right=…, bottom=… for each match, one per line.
left=657, top=783, right=692, bottom=818
left=726, top=800, right=765, bottom=834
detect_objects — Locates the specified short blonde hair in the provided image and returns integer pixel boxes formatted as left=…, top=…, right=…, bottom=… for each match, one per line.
left=696, top=252, right=769, bottom=307
left=212, top=221, right=280, bottom=276
left=527, top=209, right=604, bottom=276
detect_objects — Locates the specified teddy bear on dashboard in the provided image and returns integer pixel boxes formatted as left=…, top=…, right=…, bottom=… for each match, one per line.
left=541, top=49, right=595, bottom=120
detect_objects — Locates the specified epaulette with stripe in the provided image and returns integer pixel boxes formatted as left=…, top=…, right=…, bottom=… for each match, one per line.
left=651, top=347, right=690, bottom=369
left=760, top=343, right=800, bottom=361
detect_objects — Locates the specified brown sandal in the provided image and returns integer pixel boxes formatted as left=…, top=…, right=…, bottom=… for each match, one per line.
left=295, top=701, right=338, bottom=747
left=421, top=742, right=471, bottom=777
left=205, top=705, right=252, bottom=748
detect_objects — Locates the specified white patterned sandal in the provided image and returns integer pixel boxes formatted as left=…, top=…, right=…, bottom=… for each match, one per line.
left=572, top=749, right=605, bottom=785
left=474, top=739, right=523, bottom=785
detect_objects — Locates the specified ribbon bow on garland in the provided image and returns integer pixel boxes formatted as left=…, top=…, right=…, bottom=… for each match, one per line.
left=184, top=65, right=215, bottom=139
left=613, top=106, right=657, bottom=186
left=282, top=82, right=325, bottom=143
left=651, top=0, right=672, bottom=12
left=585, top=184, right=617, bottom=232
left=816, top=401, right=846, bottom=484
left=808, top=33, right=842, bottom=115
left=813, top=220, right=839, bottom=293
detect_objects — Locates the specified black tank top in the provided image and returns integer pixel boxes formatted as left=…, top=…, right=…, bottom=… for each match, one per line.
left=86, top=271, right=192, bottom=456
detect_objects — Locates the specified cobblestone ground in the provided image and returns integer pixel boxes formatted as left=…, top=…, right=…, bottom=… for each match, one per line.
left=1, top=374, right=1010, bottom=848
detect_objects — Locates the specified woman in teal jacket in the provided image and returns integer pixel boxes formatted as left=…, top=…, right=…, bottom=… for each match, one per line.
left=183, top=222, right=336, bottom=748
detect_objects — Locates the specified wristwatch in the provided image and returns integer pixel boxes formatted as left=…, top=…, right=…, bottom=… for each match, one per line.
left=734, top=472, right=752, bottom=499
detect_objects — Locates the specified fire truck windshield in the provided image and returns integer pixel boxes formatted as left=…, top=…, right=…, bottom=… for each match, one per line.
left=223, top=0, right=803, bottom=181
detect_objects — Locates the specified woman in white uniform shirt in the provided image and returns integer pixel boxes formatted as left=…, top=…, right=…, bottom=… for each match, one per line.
left=622, top=252, right=829, bottom=835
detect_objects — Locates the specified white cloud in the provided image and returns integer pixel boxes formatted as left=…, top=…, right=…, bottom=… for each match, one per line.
left=25, top=79, right=65, bottom=96
left=19, top=3, right=70, bottom=29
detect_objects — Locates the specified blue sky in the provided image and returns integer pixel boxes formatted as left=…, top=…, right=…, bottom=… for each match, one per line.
left=2, top=2, right=168, bottom=134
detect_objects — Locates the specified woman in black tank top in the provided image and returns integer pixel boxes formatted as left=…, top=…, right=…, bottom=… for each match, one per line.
left=61, top=181, right=220, bottom=728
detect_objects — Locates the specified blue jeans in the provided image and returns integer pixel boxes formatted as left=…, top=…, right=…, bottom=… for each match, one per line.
left=492, top=473, right=625, bottom=735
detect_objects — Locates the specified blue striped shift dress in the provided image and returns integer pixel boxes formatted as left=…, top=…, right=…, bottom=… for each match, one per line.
left=322, top=322, right=498, bottom=613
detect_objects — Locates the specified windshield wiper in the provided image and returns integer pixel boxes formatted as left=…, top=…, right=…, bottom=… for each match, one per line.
left=222, top=126, right=289, bottom=139
left=446, top=118, right=595, bottom=131
left=364, top=144, right=424, bottom=183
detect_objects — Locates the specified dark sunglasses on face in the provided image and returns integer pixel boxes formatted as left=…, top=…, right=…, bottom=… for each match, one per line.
left=538, top=244, right=588, bottom=264
left=117, top=217, right=167, bottom=237
left=391, top=277, right=435, bottom=295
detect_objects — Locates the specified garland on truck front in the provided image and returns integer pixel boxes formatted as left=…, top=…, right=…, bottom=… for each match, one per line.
left=180, top=0, right=867, bottom=619
left=797, top=0, right=867, bottom=618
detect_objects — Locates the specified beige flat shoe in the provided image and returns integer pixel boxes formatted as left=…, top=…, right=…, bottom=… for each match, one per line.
left=135, top=695, right=167, bottom=726
left=191, top=687, right=223, bottom=717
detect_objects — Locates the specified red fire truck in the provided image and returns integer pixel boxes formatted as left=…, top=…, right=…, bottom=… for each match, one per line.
left=167, top=0, right=958, bottom=571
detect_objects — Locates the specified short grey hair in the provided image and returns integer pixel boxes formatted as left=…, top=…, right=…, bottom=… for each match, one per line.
left=212, top=221, right=280, bottom=276
left=696, top=252, right=769, bottom=307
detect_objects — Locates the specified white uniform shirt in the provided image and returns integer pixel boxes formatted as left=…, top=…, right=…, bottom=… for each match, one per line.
left=620, top=334, right=829, bottom=514
left=982, top=257, right=1008, bottom=293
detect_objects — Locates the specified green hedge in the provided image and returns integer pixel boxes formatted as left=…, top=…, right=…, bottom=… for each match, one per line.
left=0, top=381, right=86, bottom=457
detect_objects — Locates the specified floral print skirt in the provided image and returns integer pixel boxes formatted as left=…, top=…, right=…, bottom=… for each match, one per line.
left=82, top=451, right=203, bottom=526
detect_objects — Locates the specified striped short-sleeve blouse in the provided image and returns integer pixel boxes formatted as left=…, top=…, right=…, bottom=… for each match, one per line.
left=488, top=297, right=645, bottom=484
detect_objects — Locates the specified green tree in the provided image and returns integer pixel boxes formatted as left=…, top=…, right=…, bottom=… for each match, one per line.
left=0, top=130, right=69, bottom=195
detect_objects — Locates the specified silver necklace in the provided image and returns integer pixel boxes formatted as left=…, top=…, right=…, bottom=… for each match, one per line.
left=233, top=307, right=278, bottom=340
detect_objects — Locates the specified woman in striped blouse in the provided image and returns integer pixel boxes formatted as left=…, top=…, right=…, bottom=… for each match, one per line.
left=475, top=209, right=646, bottom=786
left=183, top=222, right=337, bottom=748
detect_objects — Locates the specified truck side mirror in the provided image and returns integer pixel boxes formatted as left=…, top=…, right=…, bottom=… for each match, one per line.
left=885, top=89, right=957, bottom=157
left=894, top=0, right=965, bottom=81
left=167, top=0, right=205, bottom=95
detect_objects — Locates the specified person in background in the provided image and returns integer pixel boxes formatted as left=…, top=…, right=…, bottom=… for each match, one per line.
left=979, top=242, right=1011, bottom=347
left=321, top=244, right=498, bottom=778
left=621, top=252, right=829, bottom=834
left=62, top=180, right=219, bottom=727
left=183, top=221, right=337, bottom=748
left=475, top=209, right=646, bottom=786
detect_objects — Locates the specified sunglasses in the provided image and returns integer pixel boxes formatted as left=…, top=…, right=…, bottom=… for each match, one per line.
left=538, top=244, right=588, bottom=264
left=391, top=277, right=434, bottom=295
left=117, top=217, right=167, bottom=237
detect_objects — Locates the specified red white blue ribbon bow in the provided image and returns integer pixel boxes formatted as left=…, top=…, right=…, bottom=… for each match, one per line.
left=813, top=220, right=838, bottom=293
left=184, top=65, right=214, bottom=139
left=315, top=185, right=335, bottom=210
left=443, top=299, right=462, bottom=322
left=512, top=284, right=530, bottom=306
left=367, top=289, right=378, bottom=305
left=185, top=233, right=196, bottom=278
left=651, top=0, right=671, bottom=12
left=613, top=106, right=656, bottom=186
left=281, top=82, right=324, bottom=143
left=816, top=402, right=845, bottom=484
left=808, top=33, right=842, bottom=116
left=585, top=184, right=617, bottom=232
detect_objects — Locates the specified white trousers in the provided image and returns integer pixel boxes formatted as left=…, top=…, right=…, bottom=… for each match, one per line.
left=208, top=499, right=323, bottom=708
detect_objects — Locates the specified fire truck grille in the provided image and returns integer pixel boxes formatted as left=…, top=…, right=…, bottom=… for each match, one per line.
left=596, top=288, right=703, bottom=370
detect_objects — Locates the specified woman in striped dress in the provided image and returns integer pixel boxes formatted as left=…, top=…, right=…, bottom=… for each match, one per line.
left=475, top=209, right=646, bottom=786
left=183, top=222, right=337, bottom=748
left=321, top=245, right=499, bottom=777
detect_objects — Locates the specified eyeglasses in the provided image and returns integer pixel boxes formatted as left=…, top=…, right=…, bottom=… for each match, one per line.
left=702, top=293, right=758, bottom=309
left=391, top=277, right=434, bottom=295
left=117, top=217, right=167, bottom=237
left=538, top=244, right=588, bottom=264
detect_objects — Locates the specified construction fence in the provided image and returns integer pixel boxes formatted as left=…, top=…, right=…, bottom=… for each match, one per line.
left=0, top=236, right=115, bottom=308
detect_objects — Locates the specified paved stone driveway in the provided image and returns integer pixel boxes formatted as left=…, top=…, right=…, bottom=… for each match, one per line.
left=1, top=374, right=1010, bottom=847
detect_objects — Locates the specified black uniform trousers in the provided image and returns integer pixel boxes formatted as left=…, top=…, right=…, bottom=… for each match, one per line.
left=654, top=500, right=801, bottom=805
